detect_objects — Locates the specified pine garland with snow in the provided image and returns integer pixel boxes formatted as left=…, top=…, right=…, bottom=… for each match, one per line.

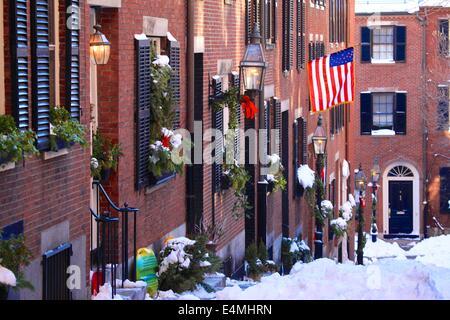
left=157, top=235, right=221, bottom=293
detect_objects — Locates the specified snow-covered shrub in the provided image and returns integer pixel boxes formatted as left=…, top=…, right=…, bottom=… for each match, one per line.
left=281, top=237, right=312, bottom=273
left=330, top=217, right=348, bottom=238
left=157, top=235, right=221, bottom=293
left=321, top=200, right=333, bottom=216
left=245, top=241, right=278, bottom=280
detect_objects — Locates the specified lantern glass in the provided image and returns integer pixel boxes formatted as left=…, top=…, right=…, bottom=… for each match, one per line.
left=371, top=161, right=381, bottom=183
left=312, top=116, right=327, bottom=155
left=355, top=167, right=367, bottom=192
left=242, top=66, right=264, bottom=91
left=89, top=26, right=111, bottom=65
left=239, top=26, right=267, bottom=92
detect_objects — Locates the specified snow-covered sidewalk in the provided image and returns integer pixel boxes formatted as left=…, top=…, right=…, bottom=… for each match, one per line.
left=167, top=235, right=450, bottom=300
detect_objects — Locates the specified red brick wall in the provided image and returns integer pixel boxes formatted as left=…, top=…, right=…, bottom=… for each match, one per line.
left=351, top=14, right=424, bottom=234
left=93, top=0, right=188, bottom=254
left=0, top=0, right=91, bottom=264
left=423, top=8, right=450, bottom=228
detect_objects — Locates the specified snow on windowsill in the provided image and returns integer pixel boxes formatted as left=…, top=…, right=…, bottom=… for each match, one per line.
left=0, top=161, right=16, bottom=173
left=371, top=129, right=396, bottom=136
left=371, top=59, right=395, bottom=64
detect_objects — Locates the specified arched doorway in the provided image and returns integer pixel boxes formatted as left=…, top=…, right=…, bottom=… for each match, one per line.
left=383, top=163, right=420, bottom=237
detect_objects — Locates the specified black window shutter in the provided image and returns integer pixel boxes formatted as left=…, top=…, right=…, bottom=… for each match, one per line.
left=300, top=117, right=307, bottom=164
left=230, top=72, right=241, bottom=160
left=361, top=26, right=371, bottom=63
left=31, top=0, right=51, bottom=150
left=289, top=0, right=294, bottom=69
left=135, top=38, right=151, bottom=190
left=11, top=0, right=30, bottom=131
left=265, top=100, right=271, bottom=152
left=273, top=98, right=282, bottom=155
left=440, top=167, right=450, bottom=214
left=169, top=40, right=181, bottom=129
left=395, top=26, right=406, bottom=62
left=308, top=42, right=313, bottom=61
left=330, top=106, right=335, bottom=135
left=66, top=0, right=80, bottom=120
left=282, top=0, right=294, bottom=71
left=293, top=119, right=299, bottom=196
left=395, top=92, right=407, bottom=135
left=212, top=77, right=223, bottom=193
left=360, top=93, right=372, bottom=135
left=246, top=0, right=254, bottom=44
left=301, top=1, right=306, bottom=67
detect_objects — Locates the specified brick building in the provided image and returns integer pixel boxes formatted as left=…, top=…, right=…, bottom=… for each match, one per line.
left=0, top=0, right=91, bottom=299
left=1, top=0, right=355, bottom=299
left=352, top=0, right=449, bottom=239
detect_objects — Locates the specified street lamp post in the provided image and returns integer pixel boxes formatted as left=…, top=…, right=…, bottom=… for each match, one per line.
left=355, top=164, right=367, bottom=265
left=312, top=115, right=327, bottom=260
left=370, top=159, right=381, bottom=243
left=240, top=23, right=267, bottom=246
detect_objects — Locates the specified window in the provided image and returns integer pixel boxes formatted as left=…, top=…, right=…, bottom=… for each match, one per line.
left=440, top=167, right=450, bottom=214
left=437, top=86, right=449, bottom=131
left=361, top=26, right=406, bottom=63
left=360, top=92, right=407, bottom=135
left=372, top=27, right=394, bottom=60
left=438, top=19, right=449, bottom=56
left=264, top=0, right=276, bottom=45
left=329, top=0, right=347, bottom=44
left=308, top=40, right=325, bottom=61
left=372, top=94, right=394, bottom=130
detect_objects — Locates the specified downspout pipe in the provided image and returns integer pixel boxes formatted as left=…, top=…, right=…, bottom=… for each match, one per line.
left=415, top=10, right=428, bottom=238
left=186, top=0, right=196, bottom=234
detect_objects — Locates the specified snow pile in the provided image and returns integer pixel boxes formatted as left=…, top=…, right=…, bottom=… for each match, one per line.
left=364, top=237, right=406, bottom=259
left=151, top=285, right=215, bottom=300
left=342, top=159, right=350, bottom=178
left=91, top=283, right=123, bottom=300
left=408, top=235, right=450, bottom=269
left=215, top=258, right=450, bottom=300
left=297, top=165, right=315, bottom=189
left=0, top=265, right=16, bottom=287
left=115, top=279, right=147, bottom=288
left=152, top=55, right=170, bottom=68
left=158, top=237, right=196, bottom=275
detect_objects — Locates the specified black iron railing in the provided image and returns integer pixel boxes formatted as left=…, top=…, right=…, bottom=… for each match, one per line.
left=90, top=180, right=139, bottom=298
left=42, top=243, right=72, bottom=300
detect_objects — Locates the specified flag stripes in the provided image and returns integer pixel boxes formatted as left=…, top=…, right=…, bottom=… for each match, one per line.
left=308, top=47, right=355, bottom=113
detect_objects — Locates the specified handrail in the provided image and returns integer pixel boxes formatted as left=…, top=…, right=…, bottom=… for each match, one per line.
left=92, top=180, right=139, bottom=213
left=89, top=208, right=119, bottom=223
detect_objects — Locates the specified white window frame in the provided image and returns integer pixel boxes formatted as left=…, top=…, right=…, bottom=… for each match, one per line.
left=371, top=26, right=395, bottom=63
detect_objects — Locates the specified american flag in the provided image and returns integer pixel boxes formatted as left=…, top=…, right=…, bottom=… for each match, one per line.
left=308, top=47, right=355, bottom=113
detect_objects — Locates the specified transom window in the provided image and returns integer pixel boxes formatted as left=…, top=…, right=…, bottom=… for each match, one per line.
left=373, top=93, right=394, bottom=130
left=388, top=166, right=414, bottom=178
left=372, top=27, right=394, bottom=60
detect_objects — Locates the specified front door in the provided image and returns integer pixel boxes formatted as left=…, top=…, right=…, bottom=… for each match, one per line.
left=388, top=181, right=413, bottom=234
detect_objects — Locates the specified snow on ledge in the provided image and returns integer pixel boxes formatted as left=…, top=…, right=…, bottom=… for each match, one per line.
left=0, top=265, right=17, bottom=287
left=297, top=165, right=315, bottom=189
left=371, top=129, right=396, bottom=136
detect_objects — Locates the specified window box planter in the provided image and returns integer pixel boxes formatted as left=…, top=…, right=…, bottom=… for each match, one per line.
left=50, top=136, right=74, bottom=152
left=0, top=152, right=12, bottom=166
left=221, top=173, right=232, bottom=190
left=149, top=171, right=176, bottom=187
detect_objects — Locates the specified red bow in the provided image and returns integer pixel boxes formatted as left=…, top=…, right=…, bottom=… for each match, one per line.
left=240, top=95, right=258, bottom=119
left=161, top=134, right=171, bottom=149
